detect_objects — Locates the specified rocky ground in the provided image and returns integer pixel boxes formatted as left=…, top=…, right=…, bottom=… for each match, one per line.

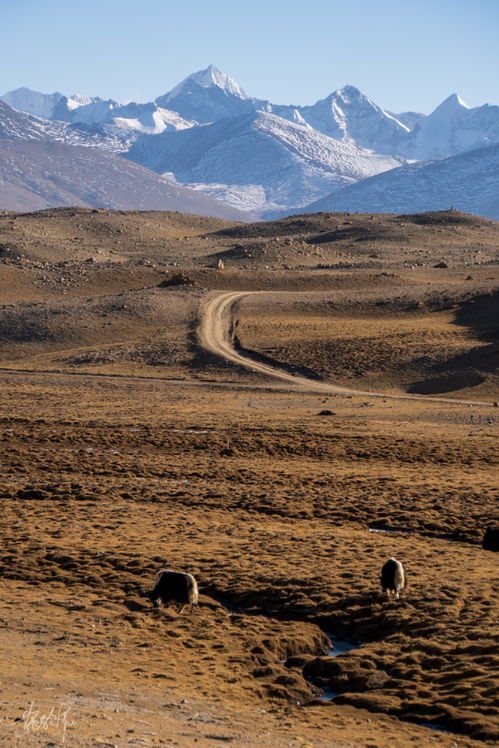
left=0, top=207, right=497, bottom=747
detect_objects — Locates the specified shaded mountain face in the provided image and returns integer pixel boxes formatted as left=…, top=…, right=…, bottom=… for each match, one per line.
left=306, top=142, right=499, bottom=221
left=0, top=139, right=248, bottom=218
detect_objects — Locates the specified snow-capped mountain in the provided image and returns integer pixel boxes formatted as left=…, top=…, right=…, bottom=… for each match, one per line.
left=0, top=99, right=134, bottom=153
left=404, top=94, right=499, bottom=160
left=51, top=96, right=196, bottom=134
left=126, top=109, right=403, bottom=213
left=1, top=87, right=64, bottom=119
left=0, top=100, right=246, bottom=218
left=2, top=67, right=499, bottom=218
left=154, top=64, right=260, bottom=123
left=287, top=86, right=410, bottom=155
left=51, top=94, right=118, bottom=124
left=1, top=88, right=194, bottom=137
left=306, top=142, right=499, bottom=221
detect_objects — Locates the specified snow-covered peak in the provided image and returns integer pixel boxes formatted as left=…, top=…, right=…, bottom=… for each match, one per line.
left=333, top=85, right=363, bottom=103
left=1, top=87, right=64, bottom=119
left=155, top=66, right=255, bottom=124
left=431, top=93, right=471, bottom=116
left=403, top=93, right=498, bottom=160
left=163, top=65, right=247, bottom=103
left=297, top=84, right=410, bottom=155
left=67, top=93, right=103, bottom=109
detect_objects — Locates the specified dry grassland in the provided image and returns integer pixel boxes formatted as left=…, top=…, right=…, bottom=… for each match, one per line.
left=0, top=207, right=497, bottom=747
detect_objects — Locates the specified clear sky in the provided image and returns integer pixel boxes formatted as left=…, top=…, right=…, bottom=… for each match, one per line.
left=1, top=0, right=498, bottom=114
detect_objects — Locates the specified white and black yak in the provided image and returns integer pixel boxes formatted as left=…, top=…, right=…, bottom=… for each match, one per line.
left=148, top=569, right=199, bottom=613
left=381, top=558, right=406, bottom=599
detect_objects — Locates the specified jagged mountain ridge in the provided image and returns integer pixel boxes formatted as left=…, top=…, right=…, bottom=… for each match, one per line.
left=5, top=67, right=498, bottom=161
left=2, top=66, right=499, bottom=218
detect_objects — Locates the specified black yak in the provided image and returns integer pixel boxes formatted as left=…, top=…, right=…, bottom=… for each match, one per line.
left=381, top=558, right=406, bottom=599
left=482, top=528, right=499, bottom=552
left=148, top=569, right=199, bottom=613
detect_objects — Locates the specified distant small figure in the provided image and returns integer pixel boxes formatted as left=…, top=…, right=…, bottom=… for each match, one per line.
left=381, top=558, right=406, bottom=600
left=217, top=259, right=225, bottom=270
left=482, top=528, right=499, bottom=552
left=148, top=569, right=199, bottom=613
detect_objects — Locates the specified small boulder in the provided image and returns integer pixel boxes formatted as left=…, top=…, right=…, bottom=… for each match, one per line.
left=157, top=273, right=195, bottom=287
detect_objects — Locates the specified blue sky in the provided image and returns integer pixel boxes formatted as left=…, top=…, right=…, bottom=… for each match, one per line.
left=2, top=0, right=498, bottom=113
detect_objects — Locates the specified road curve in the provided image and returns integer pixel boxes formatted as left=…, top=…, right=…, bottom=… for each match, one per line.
left=199, top=290, right=493, bottom=407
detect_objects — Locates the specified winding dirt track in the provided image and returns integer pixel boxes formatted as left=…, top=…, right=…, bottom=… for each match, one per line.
left=199, top=290, right=493, bottom=407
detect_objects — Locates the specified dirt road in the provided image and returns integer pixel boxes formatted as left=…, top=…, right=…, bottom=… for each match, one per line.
left=199, top=290, right=493, bottom=406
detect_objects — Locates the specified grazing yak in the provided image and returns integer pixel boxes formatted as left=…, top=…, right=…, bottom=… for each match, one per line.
left=381, top=558, right=406, bottom=599
left=148, top=569, right=199, bottom=613
left=482, top=527, right=499, bottom=552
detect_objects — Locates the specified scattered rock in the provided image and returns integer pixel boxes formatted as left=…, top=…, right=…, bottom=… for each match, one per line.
left=157, top=273, right=196, bottom=287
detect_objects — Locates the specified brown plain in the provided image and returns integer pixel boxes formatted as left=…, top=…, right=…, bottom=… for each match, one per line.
left=0, top=207, right=498, bottom=747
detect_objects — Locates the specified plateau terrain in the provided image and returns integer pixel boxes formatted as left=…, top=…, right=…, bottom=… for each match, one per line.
left=0, top=206, right=497, bottom=747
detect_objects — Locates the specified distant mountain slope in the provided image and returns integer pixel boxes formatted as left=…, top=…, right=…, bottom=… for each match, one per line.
left=291, top=86, right=410, bottom=155
left=0, top=139, right=248, bottom=218
left=305, top=142, right=499, bottom=220
left=405, top=94, right=499, bottom=160
left=0, top=100, right=133, bottom=153
left=1, top=88, right=195, bottom=138
left=1, top=87, right=64, bottom=119
left=127, top=110, right=402, bottom=213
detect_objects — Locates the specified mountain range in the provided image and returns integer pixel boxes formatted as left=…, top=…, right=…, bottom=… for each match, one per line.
left=0, top=101, right=246, bottom=218
left=2, top=65, right=499, bottom=219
